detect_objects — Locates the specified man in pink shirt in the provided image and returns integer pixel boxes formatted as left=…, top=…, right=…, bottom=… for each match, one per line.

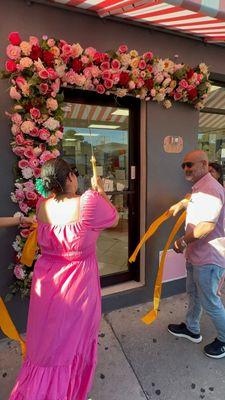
left=168, top=150, right=225, bottom=359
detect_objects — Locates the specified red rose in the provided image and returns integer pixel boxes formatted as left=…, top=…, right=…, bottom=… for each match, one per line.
left=93, top=52, right=106, bottom=64
left=5, top=60, right=17, bottom=72
left=42, top=50, right=54, bottom=66
left=187, top=88, right=198, bottom=101
left=145, top=78, right=154, bottom=91
left=8, top=32, right=21, bottom=45
left=119, top=71, right=130, bottom=87
left=187, top=69, right=194, bottom=80
left=30, top=45, right=42, bottom=61
left=72, top=58, right=83, bottom=73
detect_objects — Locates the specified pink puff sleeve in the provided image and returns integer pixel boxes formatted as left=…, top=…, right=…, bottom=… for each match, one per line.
left=80, top=189, right=117, bottom=230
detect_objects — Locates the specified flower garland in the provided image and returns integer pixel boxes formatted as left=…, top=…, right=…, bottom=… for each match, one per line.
left=1, top=31, right=211, bottom=299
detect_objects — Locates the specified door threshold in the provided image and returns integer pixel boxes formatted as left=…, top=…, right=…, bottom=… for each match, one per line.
left=102, top=281, right=144, bottom=296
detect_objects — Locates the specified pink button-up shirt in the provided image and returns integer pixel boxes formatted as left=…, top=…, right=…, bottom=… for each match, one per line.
left=185, top=173, right=225, bottom=268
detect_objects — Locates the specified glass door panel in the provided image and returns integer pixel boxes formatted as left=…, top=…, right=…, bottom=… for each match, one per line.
left=61, top=90, right=140, bottom=286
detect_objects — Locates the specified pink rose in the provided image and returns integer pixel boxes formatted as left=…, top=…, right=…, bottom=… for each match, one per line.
left=40, top=151, right=56, bottom=164
left=8, top=32, right=21, bottom=46
left=6, top=44, right=21, bottom=60
left=102, top=70, right=111, bottom=80
left=118, top=44, right=128, bottom=54
left=29, top=36, right=39, bottom=46
left=111, top=59, right=121, bottom=70
left=15, top=189, right=25, bottom=201
left=11, top=113, right=22, bottom=125
left=128, top=80, right=136, bottom=90
left=39, top=128, right=51, bottom=141
left=112, top=73, right=120, bottom=84
left=143, top=52, right=153, bottom=61
left=29, top=158, right=39, bottom=168
left=84, top=47, right=97, bottom=58
left=19, top=201, right=29, bottom=213
left=81, top=55, right=89, bottom=64
left=11, top=124, right=20, bottom=136
left=10, top=86, right=21, bottom=100
left=100, top=61, right=110, bottom=71
left=29, top=127, right=39, bottom=137
left=24, top=180, right=35, bottom=190
left=20, top=228, right=30, bottom=238
left=104, top=79, right=113, bottom=89
left=47, top=38, right=55, bottom=47
left=14, top=265, right=25, bottom=280
left=138, top=60, right=146, bottom=70
left=16, top=134, right=25, bottom=145
left=85, top=82, right=94, bottom=91
left=96, top=84, right=105, bottom=94
left=62, top=44, right=72, bottom=56
left=30, top=107, right=41, bottom=120
left=39, top=70, right=49, bottom=79
left=25, top=191, right=38, bottom=201
left=136, top=78, right=144, bottom=88
left=33, top=167, right=41, bottom=178
left=55, top=130, right=63, bottom=139
left=47, top=68, right=58, bottom=80
left=179, top=79, right=188, bottom=89
left=24, top=147, right=34, bottom=159
left=13, top=146, right=25, bottom=157
left=46, top=98, right=58, bottom=111
left=174, top=91, right=183, bottom=101
left=47, top=135, right=59, bottom=146
left=5, top=60, right=17, bottom=72
left=18, top=159, right=29, bottom=169
left=39, top=83, right=49, bottom=95
left=21, top=120, right=35, bottom=134
left=50, top=79, right=60, bottom=97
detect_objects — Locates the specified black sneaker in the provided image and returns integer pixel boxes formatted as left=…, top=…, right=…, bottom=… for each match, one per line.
left=204, top=338, right=225, bottom=359
left=168, top=322, right=202, bottom=343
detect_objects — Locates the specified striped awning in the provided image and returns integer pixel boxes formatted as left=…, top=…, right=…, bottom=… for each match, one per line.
left=51, top=0, right=225, bottom=42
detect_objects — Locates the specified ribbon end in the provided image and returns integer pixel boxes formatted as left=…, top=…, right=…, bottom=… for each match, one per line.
left=141, top=310, right=157, bottom=325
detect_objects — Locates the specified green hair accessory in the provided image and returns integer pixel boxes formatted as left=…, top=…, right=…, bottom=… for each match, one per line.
left=35, top=178, right=49, bottom=198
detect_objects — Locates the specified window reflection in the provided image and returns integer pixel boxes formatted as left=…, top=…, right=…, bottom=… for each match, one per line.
left=198, top=85, right=225, bottom=182
left=61, top=102, right=129, bottom=276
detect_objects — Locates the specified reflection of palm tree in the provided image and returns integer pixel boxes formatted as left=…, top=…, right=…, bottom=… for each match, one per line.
left=64, top=129, right=85, bottom=142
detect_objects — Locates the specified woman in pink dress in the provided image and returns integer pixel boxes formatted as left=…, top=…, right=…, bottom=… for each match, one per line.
left=10, top=157, right=118, bottom=400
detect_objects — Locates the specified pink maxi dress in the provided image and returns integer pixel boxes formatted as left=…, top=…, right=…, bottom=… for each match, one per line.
left=10, top=190, right=117, bottom=400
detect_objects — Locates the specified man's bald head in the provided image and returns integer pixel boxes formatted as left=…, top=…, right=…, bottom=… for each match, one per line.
left=183, top=150, right=208, bottom=164
left=182, top=149, right=209, bottom=183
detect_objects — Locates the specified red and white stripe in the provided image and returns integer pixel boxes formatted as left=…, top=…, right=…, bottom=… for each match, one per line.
left=65, top=104, right=129, bottom=124
left=52, top=0, right=225, bottom=41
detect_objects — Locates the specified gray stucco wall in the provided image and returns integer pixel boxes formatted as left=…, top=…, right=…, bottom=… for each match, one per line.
left=0, top=0, right=224, bottom=332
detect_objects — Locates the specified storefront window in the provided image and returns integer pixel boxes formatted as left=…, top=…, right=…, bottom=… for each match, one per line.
left=198, top=85, right=225, bottom=174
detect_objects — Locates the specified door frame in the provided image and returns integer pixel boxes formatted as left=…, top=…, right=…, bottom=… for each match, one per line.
left=63, top=88, right=140, bottom=287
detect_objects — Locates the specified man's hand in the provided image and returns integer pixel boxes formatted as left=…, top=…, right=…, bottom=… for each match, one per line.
left=173, top=237, right=187, bottom=253
left=169, top=202, right=184, bottom=217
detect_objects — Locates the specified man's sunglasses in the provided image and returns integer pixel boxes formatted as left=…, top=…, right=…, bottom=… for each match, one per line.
left=181, top=162, right=194, bottom=169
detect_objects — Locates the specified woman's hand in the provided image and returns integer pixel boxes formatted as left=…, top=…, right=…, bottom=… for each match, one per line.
left=20, top=215, right=36, bottom=225
left=91, top=176, right=104, bottom=193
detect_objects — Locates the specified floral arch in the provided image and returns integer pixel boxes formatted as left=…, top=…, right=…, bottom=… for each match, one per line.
left=1, top=31, right=210, bottom=298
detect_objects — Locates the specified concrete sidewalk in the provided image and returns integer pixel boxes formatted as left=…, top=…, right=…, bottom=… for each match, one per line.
left=1, top=292, right=225, bottom=400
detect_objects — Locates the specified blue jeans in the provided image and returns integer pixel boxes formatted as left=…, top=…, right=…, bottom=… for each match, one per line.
left=186, top=263, right=225, bottom=342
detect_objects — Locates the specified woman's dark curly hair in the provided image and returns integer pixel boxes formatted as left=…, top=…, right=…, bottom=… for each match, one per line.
left=209, top=162, right=223, bottom=186
left=41, top=158, right=79, bottom=195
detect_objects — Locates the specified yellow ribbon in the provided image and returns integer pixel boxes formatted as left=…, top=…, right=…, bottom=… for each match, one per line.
left=20, top=222, right=38, bottom=267
left=0, top=296, right=26, bottom=358
left=129, top=210, right=186, bottom=325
